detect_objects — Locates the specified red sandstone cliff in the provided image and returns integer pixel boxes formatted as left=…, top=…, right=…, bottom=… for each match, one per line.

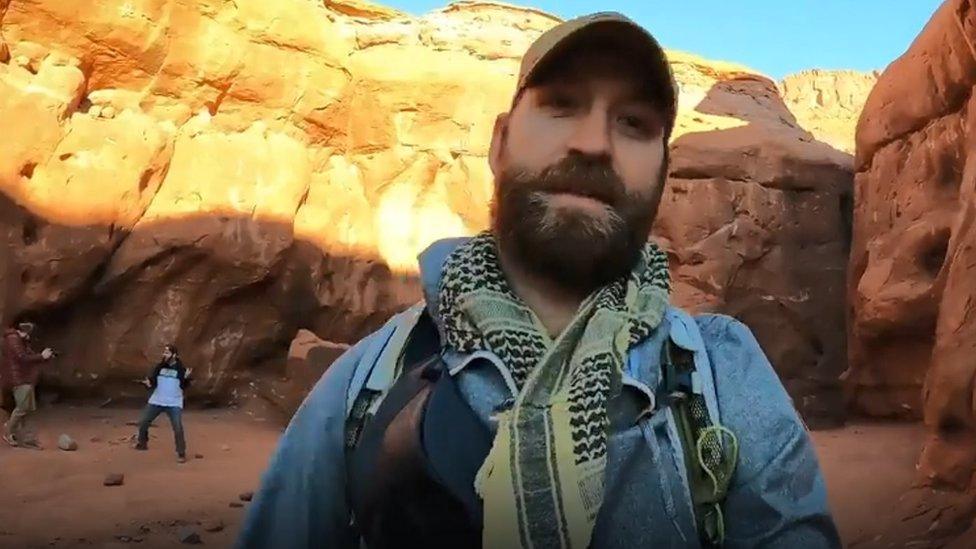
left=850, top=2, right=976, bottom=518
left=0, top=0, right=860, bottom=425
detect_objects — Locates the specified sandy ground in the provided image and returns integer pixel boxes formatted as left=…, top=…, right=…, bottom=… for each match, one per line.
left=0, top=405, right=281, bottom=549
left=810, top=422, right=927, bottom=545
left=0, top=406, right=936, bottom=548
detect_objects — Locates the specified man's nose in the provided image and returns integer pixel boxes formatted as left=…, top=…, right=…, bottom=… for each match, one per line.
left=565, top=106, right=612, bottom=157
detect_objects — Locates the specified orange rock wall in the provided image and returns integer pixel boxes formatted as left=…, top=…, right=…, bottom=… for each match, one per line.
left=0, top=0, right=865, bottom=422
left=849, top=0, right=976, bottom=486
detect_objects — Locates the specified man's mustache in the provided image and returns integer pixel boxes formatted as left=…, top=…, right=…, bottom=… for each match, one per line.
left=509, top=156, right=626, bottom=207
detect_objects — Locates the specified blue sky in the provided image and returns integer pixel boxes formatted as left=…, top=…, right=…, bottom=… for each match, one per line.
left=383, top=0, right=945, bottom=79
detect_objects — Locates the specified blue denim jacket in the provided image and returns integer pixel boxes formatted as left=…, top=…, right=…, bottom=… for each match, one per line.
left=238, top=238, right=840, bottom=549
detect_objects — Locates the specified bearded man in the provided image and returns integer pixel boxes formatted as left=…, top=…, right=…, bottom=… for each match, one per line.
left=238, top=12, right=840, bottom=549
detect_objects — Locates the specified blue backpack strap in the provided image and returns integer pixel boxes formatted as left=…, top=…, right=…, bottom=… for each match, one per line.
left=344, top=303, right=431, bottom=450
left=662, top=308, right=739, bottom=548
left=344, top=303, right=488, bottom=547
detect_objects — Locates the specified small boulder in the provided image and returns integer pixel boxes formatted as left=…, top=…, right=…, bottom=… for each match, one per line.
left=203, top=519, right=224, bottom=533
left=239, top=491, right=254, bottom=502
left=58, top=434, right=78, bottom=451
left=229, top=502, right=244, bottom=508
left=178, top=527, right=201, bottom=544
left=194, top=453, right=204, bottom=459
left=103, top=473, right=125, bottom=486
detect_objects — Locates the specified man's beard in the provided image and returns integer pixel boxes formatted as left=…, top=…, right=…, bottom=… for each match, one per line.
left=491, top=153, right=666, bottom=296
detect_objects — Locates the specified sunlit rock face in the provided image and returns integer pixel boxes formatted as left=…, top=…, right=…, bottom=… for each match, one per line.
left=0, top=0, right=862, bottom=422
left=848, top=0, right=976, bottom=489
left=781, top=69, right=878, bottom=155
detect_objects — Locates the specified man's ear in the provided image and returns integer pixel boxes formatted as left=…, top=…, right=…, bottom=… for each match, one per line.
left=488, top=112, right=510, bottom=177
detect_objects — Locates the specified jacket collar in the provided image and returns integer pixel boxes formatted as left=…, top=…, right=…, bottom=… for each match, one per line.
left=417, top=237, right=471, bottom=327
left=160, top=358, right=183, bottom=369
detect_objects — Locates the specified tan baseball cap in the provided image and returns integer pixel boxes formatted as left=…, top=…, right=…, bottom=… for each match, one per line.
left=516, top=12, right=678, bottom=136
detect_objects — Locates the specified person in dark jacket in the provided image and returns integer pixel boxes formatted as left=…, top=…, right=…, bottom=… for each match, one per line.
left=134, top=344, right=192, bottom=463
left=1, top=321, right=55, bottom=448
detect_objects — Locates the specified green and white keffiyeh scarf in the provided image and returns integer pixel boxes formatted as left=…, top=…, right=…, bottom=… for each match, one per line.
left=437, top=231, right=671, bottom=549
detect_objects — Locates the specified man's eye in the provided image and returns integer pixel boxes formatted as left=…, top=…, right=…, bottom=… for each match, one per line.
left=617, top=113, right=657, bottom=137
left=620, top=115, right=645, bottom=129
left=542, top=92, right=579, bottom=114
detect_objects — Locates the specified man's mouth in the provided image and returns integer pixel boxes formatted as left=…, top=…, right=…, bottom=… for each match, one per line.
left=539, top=190, right=611, bottom=206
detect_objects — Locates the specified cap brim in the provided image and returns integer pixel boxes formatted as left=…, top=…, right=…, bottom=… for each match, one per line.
left=520, top=19, right=676, bottom=116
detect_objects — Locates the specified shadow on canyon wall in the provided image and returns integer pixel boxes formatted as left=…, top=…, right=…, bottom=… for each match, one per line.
left=665, top=76, right=853, bottom=427
left=0, top=77, right=855, bottom=427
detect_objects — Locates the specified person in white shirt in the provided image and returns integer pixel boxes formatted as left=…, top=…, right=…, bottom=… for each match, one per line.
left=134, top=344, right=192, bottom=463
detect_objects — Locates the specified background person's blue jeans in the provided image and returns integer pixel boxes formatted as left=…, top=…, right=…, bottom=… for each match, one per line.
left=137, top=404, right=186, bottom=456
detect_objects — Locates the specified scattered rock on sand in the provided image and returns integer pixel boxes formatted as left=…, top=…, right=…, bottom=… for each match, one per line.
left=104, top=473, right=125, bottom=486
left=178, top=526, right=201, bottom=544
left=58, top=434, right=78, bottom=451
left=239, top=491, right=254, bottom=502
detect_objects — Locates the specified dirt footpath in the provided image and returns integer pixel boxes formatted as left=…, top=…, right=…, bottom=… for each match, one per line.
left=0, top=405, right=935, bottom=548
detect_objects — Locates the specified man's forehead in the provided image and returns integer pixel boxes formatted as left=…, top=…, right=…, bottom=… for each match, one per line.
left=527, top=49, right=665, bottom=105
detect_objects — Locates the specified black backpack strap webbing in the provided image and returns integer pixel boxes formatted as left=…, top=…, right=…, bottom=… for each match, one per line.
left=660, top=339, right=738, bottom=548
